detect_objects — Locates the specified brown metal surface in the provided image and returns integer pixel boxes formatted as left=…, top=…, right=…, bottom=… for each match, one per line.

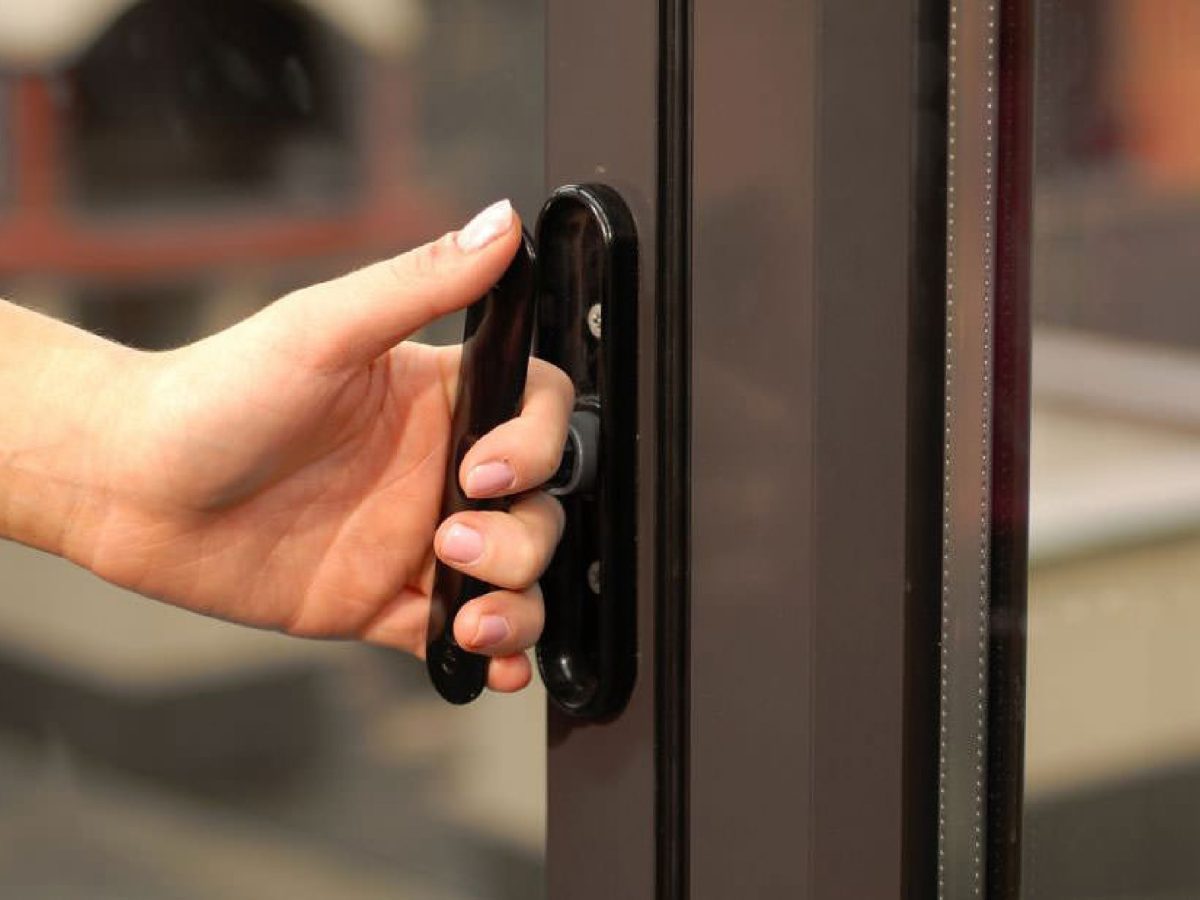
left=544, top=2, right=659, bottom=898
left=690, top=1, right=925, bottom=896
left=548, top=2, right=951, bottom=895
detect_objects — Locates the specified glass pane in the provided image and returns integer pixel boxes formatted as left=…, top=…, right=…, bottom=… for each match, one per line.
left=0, top=2, right=545, bottom=898
left=1025, top=2, right=1200, bottom=897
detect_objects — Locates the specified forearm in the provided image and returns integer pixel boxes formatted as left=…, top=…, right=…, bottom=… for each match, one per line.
left=0, top=298, right=140, bottom=559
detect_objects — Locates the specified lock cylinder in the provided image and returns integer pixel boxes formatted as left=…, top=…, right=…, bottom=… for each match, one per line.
left=547, top=407, right=601, bottom=497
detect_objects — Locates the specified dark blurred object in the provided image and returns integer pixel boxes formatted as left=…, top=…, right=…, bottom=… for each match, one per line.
left=64, top=0, right=355, bottom=212
left=1032, top=0, right=1200, bottom=352
left=1034, top=2, right=1119, bottom=178
left=0, top=0, right=443, bottom=292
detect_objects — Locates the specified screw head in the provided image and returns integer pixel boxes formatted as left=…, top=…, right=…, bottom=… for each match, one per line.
left=586, top=303, right=602, bottom=340
left=586, top=560, right=602, bottom=595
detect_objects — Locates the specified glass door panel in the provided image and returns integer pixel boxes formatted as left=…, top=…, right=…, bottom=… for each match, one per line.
left=1024, top=2, right=1200, bottom=897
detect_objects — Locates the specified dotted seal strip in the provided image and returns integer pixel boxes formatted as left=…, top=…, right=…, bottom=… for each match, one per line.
left=938, top=1, right=998, bottom=899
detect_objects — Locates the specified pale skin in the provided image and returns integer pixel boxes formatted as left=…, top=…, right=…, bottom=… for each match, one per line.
left=0, top=199, right=572, bottom=693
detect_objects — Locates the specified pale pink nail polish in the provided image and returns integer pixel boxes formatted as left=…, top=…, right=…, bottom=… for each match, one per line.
left=465, top=461, right=516, bottom=497
left=440, top=522, right=484, bottom=564
left=455, top=199, right=514, bottom=252
left=471, top=615, right=509, bottom=649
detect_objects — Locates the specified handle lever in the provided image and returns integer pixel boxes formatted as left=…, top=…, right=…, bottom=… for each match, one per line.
left=426, top=233, right=536, bottom=705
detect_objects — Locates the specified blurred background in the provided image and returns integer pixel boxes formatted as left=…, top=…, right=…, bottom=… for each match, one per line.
left=11, top=1, right=1200, bottom=897
left=0, top=1, right=546, bottom=898
left=1025, top=1, right=1200, bottom=897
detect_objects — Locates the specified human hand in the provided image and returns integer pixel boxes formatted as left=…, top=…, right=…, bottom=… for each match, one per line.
left=36, top=201, right=571, bottom=692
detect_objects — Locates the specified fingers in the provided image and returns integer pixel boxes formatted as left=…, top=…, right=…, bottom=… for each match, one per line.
left=435, top=492, right=564, bottom=591
left=452, top=583, right=545, bottom=660
left=438, top=358, right=571, bottom=696
left=486, top=654, right=533, bottom=693
left=259, top=200, right=522, bottom=371
left=358, top=589, right=535, bottom=694
left=459, top=359, right=575, bottom=498
left=439, top=493, right=559, bottom=694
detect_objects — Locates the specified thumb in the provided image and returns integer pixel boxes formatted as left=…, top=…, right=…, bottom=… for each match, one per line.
left=261, top=200, right=521, bottom=371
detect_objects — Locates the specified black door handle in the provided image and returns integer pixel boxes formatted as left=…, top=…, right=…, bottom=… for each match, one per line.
left=426, top=185, right=637, bottom=719
left=426, top=232, right=537, bottom=705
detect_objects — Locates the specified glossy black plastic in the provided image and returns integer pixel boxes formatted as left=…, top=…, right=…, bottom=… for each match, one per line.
left=426, top=233, right=536, bottom=704
left=535, top=184, right=638, bottom=719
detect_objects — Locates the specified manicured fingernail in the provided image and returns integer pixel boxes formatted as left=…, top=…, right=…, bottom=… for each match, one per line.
left=471, top=615, right=509, bottom=649
left=440, top=522, right=484, bottom=564
left=465, top=461, right=516, bottom=497
left=455, top=199, right=514, bottom=252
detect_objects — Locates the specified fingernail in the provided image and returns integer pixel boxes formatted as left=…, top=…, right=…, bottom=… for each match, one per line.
left=440, top=522, right=484, bottom=564
left=471, top=615, right=509, bottom=649
left=465, top=461, right=516, bottom=497
left=455, top=199, right=514, bottom=252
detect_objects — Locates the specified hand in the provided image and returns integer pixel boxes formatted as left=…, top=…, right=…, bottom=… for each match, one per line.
left=47, top=201, right=571, bottom=692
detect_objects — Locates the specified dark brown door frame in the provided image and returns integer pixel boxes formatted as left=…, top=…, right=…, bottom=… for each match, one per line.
left=542, top=2, right=1029, bottom=897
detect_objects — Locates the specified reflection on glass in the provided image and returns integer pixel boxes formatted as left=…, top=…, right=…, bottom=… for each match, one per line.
left=1025, top=2, right=1200, bottom=897
left=0, top=2, right=545, bottom=897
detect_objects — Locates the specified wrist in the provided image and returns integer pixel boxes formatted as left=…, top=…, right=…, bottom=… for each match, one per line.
left=0, top=300, right=145, bottom=562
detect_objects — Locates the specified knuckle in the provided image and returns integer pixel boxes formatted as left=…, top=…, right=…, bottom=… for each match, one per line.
left=526, top=584, right=546, bottom=633
left=512, top=533, right=544, bottom=583
left=548, top=362, right=575, bottom=404
left=529, top=358, right=575, bottom=408
left=397, top=235, right=453, bottom=284
left=535, top=442, right=564, bottom=482
left=527, top=491, right=565, bottom=539
left=546, top=493, right=567, bottom=539
left=498, top=587, right=543, bottom=645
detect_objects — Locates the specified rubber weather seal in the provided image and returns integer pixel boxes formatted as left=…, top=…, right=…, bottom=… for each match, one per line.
left=938, top=1, right=999, bottom=897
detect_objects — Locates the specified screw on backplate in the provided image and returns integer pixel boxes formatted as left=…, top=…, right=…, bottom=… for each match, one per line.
left=586, top=560, right=602, bottom=595
left=586, top=303, right=602, bottom=340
